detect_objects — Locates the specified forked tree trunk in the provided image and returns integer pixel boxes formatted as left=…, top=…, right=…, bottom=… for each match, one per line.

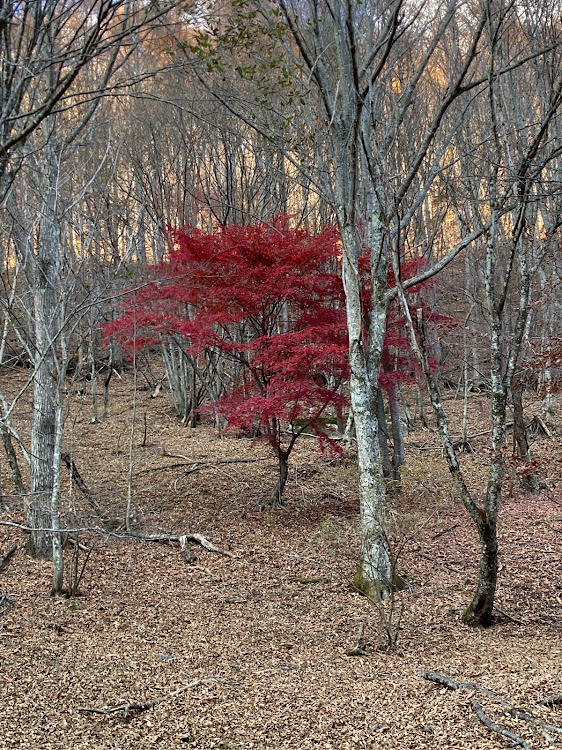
left=339, top=220, right=392, bottom=596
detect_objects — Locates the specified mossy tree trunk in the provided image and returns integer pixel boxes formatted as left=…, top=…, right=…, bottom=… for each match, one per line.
left=462, top=514, right=498, bottom=627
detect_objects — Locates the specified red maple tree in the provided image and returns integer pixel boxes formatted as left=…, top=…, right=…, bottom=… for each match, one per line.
left=107, top=216, right=348, bottom=504
left=107, top=217, right=443, bottom=504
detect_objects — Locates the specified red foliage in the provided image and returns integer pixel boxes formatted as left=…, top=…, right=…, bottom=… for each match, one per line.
left=107, top=216, right=444, bottom=497
left=107, top=217, right=348, bottom=461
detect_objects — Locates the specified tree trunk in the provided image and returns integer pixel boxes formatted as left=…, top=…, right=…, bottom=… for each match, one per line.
left=392, top=290, right=500, bottom=628
left=512, top=384, right=539, bottom=493
left=398, top=385, right=414, bottom=430
left=339, top=220, right=392, bottom=596
left=26, top=130, right=61, bottom=560
left=389, top=384, right=404, bottom=483
left=512, top=385, right=528, bottom=458
left=26, top=501, right=53, bottom=560
left=352, top=400, right=392, bottom=596
left=0, top=425, right=25, bottom=495
left=27, top=337, right=58, bottom=559
left=50, top=398, right=66, bottom=594
left=377, top=389, right=392, bottom=479
left=343, top=408, right=355, bottom=443
left=416, top=385, right=429, bottom=429
left=270, top=449, right=289, bottom=506
left=462, top=515, right=498, bottom=627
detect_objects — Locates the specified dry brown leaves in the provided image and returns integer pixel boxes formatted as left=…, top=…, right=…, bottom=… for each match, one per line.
left=0, top=374, right=561, bottom=749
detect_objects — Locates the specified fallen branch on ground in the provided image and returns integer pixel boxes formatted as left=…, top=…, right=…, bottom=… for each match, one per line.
left=457, top=422, right=514, bottom=441
left=493, top=603, right=525, bottom=625
left=420, top=670, right=562, bottom=745
left=0, top=522, right=232, bottom=559
left=137, top=532, right=233, bottom=558
left=431, top=523, right=458, bottom=540
left=0, top=545, right=17, bottom=572
left=530, top=413, right=554, bottom=439
left=539, top=694, right=562, bottom=707
left=470, top=697, right=531, bottom=750
left=76, top=678, right=219, bottom=719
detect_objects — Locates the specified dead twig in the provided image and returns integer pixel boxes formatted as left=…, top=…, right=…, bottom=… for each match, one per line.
left=431, top=523, right=458, bottom=540
left=493, top=603, right=525, bottom=625
left=420, top=670, right=562, bottom=741
left=60, top=452, right=90, bottom=497
left=456, top=422, right=514, bottom=441
left=60, top=452, right=103, bottom=515
left=411, top=422, right=514, bottom=450
left=539, top=694, right=562, bottom=708
left=470, top=697, right=531, bottom=750
left=76, top=678, right=218, bottom=719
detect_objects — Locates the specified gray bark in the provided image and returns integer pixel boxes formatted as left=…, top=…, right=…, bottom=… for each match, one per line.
left=377, top=389, right=392, bottom=479
left=388, top=384, right=404, bottom=482
left=26, top=130, right=63, bottom=560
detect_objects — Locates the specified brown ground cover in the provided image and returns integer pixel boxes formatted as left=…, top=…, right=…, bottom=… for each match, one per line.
left=0, top=373, right=561, bottom=749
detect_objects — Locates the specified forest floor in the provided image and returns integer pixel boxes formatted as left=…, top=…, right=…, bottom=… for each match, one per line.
left=1, top=371, right=562, bottom=749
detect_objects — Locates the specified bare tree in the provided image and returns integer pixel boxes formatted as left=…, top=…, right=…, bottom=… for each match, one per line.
left=391, top=0, right=562, bottom=626
left=0, top=1, right=182, bottom=584
left=190, top=0, right=490, bottom=595
left=0, top=1, right=174, bottom=191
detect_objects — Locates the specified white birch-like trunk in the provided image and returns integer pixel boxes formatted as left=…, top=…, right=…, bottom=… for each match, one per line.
left=50, top=394, right=65, bottom=594
left=27, top=127, right=64, bottom=560
left=339, top=222, right=392, bottom=595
